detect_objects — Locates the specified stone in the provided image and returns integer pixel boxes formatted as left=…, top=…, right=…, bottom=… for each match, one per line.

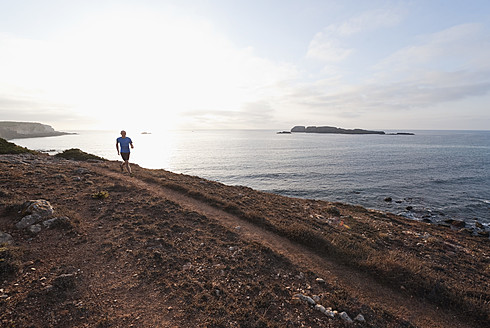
left=384, top=197, right=392, bottom=202
left=315, top=277, right=325, bottom=284
left=459, top=228, right=474, bottom=235
left=21, top=200, right=54, bottom=217
left=475, top=221, right=484, bottom=229
left=314, top=304, right=326, bottom=313
left=477, top=230, right=489, bottom=238
left=339, top=312, right=353, bottom=323
left=16, top=214, right=42, bottom=229
left=314, top=304, right=335, bottom=318
left=28, top=224, right=42, bottom=234
left=42, top=216, right=71, bottom=229
left=406, top=206, right=413, bottom=211
left=445, top=219, right=465, bottom=228
left=354, top=314, right=365, bottom=322
left=0, top=231, right=13, bottom=245
left=295, top=294, right=316, bottom=306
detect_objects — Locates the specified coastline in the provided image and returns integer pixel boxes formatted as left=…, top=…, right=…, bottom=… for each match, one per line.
left=8, top=129, right=490, bottom=226
left=0, top=146, right=489, bottom=327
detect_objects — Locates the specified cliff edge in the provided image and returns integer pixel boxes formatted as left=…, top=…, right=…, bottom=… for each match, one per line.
left=0, top=121, right=72, bottom=140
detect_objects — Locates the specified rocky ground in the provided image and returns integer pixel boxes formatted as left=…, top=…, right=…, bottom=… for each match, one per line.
left=0, top=151, right=489, bottom=327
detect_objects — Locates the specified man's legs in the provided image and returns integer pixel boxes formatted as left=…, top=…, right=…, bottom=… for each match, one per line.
left=124, top=160, right=132, bottom=174
left=120, top=153, right=132, bottom=174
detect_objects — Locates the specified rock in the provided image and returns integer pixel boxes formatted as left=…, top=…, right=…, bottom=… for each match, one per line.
left=42, top=216, right=71, bottom=229
left=294, top=294, right=316, bottom=306
left=406, top=206, right=413, bottom=211
left=384, top=197, right=392, bottom=202
left=354, top=314, right=365, bottom=322
left=291, top=126, right=306, bottom=132
left=326, top=206, right=341, bottom=216
left=0, top=231, right=13, bottom=245
left=28, top=224, right=42, bottom=234
left=475, top=221, right=484, bottom=229
left=21, top=200, right=54, bottom=217
left=312, top=295, right=321, bottom=303
left=477, top=230, right=489, bottom=238
left=315, top=277, right=325, bottom=284
left=16, top=214, right=42, bottom=229
left=314, top=304, right=335, bottom=318
left=339, top=312, right=353, bottom=323
left=445, top=219, right=465, bottom=228
left=459, top=228, right=474, bottom=235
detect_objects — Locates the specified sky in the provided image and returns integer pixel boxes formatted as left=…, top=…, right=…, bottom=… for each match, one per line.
left=1, top=0, right=490, bottom=131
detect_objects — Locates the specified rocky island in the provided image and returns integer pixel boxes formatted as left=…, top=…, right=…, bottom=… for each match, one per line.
left=0, top=121, right=73, bottom=140
left=0, top=139, right=487, bottom=327
left=291, top=125, right=414, bottom=135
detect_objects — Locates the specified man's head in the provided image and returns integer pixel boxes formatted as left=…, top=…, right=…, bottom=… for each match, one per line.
left=120, top=130, right=126, bottom=137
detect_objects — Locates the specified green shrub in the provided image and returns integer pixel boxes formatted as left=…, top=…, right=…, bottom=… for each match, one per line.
left=0, top=138, right=34, bottom=154
left=92, top=190, right=109, bottom=199
left=55, top=148, right=106, bottom=161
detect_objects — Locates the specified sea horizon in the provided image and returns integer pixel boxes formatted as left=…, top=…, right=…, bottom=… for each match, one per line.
left=9, top=129, right=490, bottom=227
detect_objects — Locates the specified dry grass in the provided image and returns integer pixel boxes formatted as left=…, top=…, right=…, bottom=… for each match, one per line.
left=137, top=166, right=490, bottom=326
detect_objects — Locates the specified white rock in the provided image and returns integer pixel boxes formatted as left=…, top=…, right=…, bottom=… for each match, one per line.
left=314, top=304, right=335, bottom=318
left=339, top=312, right=353, bottom=323
left=295, top=294, right=316, bottom=305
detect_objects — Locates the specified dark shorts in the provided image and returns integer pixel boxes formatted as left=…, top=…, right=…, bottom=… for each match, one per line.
left=121, top=152, right=130, bottom=161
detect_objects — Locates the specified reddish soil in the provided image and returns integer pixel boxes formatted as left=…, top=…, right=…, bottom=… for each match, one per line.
left=1, top=153, right=488, bottom=327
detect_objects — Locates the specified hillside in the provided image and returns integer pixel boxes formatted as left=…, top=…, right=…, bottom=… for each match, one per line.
left=0, top=121, right=72, bottom=140
left=0, top=148, right=489, bottom=327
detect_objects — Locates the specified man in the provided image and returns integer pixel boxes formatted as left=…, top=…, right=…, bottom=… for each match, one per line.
left=116, top=130, right=134, bottom=175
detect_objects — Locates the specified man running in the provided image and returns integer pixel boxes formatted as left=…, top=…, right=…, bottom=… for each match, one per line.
left=116, top=130, right=134, bottom=175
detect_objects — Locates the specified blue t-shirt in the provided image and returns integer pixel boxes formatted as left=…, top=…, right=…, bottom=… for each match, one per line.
left=117, top=137, right=132, bottom=153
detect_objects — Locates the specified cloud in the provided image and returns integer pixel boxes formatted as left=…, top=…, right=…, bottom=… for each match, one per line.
left=336, top=7, right=405, bottom=36
left=181, top=101, right=276, bottom=129
left=295, top=20, right=490, bottom=128
left=373, top=23, right=490, bottom=76
left=306, top=6, right=405, bottom=63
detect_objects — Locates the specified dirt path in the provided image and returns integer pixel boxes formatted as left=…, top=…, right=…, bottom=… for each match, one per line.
left=87, top=164, right=472, bottom=328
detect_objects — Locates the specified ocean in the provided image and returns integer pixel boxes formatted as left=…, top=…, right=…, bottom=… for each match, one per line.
left=11, top=129, right=490, bottom=226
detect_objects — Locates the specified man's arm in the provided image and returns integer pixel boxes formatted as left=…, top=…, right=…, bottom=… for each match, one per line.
left=130, top=142, right=134, bottom=149
left=116, top=141, right=120, bottom=154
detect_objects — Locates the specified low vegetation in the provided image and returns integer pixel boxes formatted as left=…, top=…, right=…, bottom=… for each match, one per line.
left=1, top=142, right=488, bottom=327
left=0, top=137, right=35, bottom=154
left=55, top=148, right=106, bottom=161
left=138, top=167, right=490, bottom=326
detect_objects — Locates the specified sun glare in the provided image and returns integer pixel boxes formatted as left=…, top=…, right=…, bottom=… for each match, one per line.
left=32, top=7, right=282, bottom=130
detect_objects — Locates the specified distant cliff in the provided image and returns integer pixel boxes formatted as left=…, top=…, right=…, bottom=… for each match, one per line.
left=0, top=121, right=72, bottom=140
left=291, top=125, right=386, bottom=135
